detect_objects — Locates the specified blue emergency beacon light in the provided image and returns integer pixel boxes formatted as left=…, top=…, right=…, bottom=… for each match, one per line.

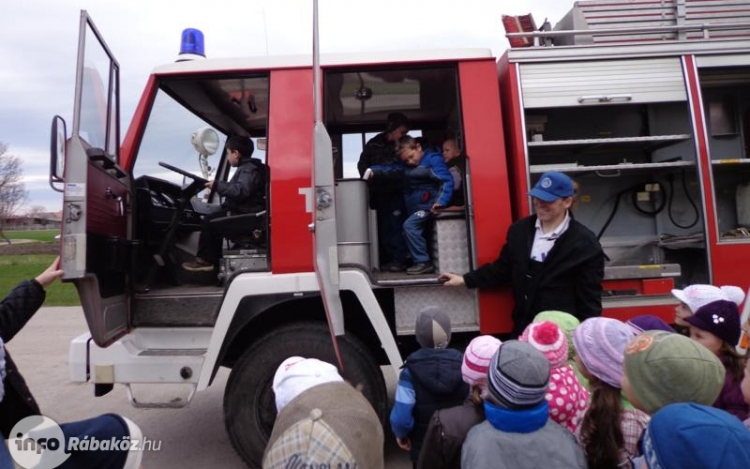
left=177, top=28, right=205, bottom=61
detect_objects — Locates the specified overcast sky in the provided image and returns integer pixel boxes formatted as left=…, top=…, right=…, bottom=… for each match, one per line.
left=0, top=0, right=576, bottom=212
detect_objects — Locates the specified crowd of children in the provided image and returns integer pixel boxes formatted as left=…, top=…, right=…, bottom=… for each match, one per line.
left=263, top=284, right=750, bottom=469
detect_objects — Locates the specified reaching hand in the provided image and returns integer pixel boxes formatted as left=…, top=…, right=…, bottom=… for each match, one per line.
left=35, top=256, right=63, bottom=288
left=204, top=180, right=214, bottom=189
left=437, top=272, right=465, bottom=287
left=362, top=168, right=374, bottom=180
left=395, top=437, right=411, bottom=451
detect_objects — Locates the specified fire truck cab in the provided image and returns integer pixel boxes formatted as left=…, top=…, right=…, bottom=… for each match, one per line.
left=49, top=3, right=750, bottom=467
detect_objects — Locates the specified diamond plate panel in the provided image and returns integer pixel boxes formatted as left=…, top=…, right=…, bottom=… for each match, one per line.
left=431, top=218, right=470, bottom=273
left=395, top=286, right=478, bottom=334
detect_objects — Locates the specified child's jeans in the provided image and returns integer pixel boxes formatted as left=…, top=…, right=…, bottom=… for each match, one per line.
left=403, top=210, right=432, bottom=263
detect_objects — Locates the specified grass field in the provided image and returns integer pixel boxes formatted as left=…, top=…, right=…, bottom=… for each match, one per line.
left=4, top=229, right=59, bottom=243
left=0, top=254, right=79, bottom=306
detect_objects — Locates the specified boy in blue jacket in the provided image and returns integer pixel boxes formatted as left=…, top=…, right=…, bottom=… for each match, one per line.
left=365, top=135, right=453, bottom=275
left=390, top=306, right=467, bottom=467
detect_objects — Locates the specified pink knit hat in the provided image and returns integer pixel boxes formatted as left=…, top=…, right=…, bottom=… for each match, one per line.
left=461, top=335, right=502, bottom=396
left=572, top=317, right=636, bottom=389
left=520, top=321, right=568, bottom=369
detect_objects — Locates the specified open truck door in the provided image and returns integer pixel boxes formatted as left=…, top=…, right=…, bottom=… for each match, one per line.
left=53, top=11, right=130, bottom=347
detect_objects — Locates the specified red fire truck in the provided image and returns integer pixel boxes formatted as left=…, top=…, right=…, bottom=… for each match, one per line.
left=49, top=2, right=750, bottom=466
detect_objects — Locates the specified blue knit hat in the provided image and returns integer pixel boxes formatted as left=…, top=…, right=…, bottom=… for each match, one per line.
left=642, top=403, right=750, bottom=469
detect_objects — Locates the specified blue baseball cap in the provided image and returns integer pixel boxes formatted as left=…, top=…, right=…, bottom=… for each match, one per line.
left=642, top=403, right=750, bottom=469
left=528, top=172, right=574, bottom=202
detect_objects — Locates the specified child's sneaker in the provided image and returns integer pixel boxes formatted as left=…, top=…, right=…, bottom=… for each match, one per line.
left=182, top=257, right=214, bottom=272
left=406, top=263, right=434, bottom=275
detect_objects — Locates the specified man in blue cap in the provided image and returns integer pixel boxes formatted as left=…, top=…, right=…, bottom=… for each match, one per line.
left=439, top=171, right=604, bottom=335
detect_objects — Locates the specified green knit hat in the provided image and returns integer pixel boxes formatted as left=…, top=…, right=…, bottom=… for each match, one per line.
left=533, top=310, right=580, bottom=358
left=623, top=331, right=724, bottom=415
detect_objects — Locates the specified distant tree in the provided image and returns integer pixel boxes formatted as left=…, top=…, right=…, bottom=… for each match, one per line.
left=26, top=205, right=49, bottom=226
left=0, top=142, right=29, bottom=244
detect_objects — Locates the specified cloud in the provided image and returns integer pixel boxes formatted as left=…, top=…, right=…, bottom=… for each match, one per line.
left=1, top=0, right=576, bottom=211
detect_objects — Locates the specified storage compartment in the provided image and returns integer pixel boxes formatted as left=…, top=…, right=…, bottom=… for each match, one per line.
left=523, top=75, right=709, bottom=288
left=700, top=66, right=750, bottom=242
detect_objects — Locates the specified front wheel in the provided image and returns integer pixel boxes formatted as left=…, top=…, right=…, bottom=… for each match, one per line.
left=223, top=321, right=388, bottom=469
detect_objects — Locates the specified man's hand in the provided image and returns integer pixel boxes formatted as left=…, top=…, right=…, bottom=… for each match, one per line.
left=204, top=180, right=214, bottom=190
left=430, top=203, right=443, bottom=214
left=362, top=168, right=374, bottom=180
left=437, top=272, right=465, bottom=287
left=395, top=437, right=411, bottom=451
left=35, top=256, right=63, bottom=289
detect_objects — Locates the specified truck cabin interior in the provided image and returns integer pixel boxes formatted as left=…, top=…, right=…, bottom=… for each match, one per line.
left=130, top=73, right=271, bottom=288
left=324, top=63, right=471, bottom=281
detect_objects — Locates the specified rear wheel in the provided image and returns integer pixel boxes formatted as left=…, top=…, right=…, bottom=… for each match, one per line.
left=223, top=321, right=388, bottom=469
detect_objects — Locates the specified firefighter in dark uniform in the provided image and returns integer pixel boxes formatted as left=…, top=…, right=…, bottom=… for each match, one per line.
left=439, top=171, right=604, bottom=335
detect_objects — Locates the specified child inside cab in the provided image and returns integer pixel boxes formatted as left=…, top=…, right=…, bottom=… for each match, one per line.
left=364, top=135, right=453, bottom=275
left=684, top=299, right=750, bottom=421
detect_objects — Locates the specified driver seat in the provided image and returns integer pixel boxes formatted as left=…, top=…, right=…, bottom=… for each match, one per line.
left=210, top=210, right=268, bottom=249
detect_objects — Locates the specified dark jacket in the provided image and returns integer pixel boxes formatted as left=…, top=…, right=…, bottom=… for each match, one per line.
left=417, top=398, right=483, bottom=469
left=372, top=148, right=454, bottom=214
left=357, top=132, right=399, bottom=177
left=357, top=132, right=404, bottom=210
left=463, top=215, right=604, bottom=334
left=0, top=280, right=45, bottom=437
left=714, top=354, right=749, bottom=421
left=403, top=347, right=468, bottom=462
left=215, top=157, right=267, bottom=214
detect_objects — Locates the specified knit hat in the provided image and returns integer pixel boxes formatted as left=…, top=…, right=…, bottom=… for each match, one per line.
left=461, top=335, right=502, bottom=397
left=487, top=340, right=550, bottom=409
left=263, top=381, right=384, bottom=469
left=684, top=299, right=742, bottom=346
left=626, top=315, right=676, bottom=334
left=533, top=310, right=580, bottom=359
left=415, top=306, right=452, bottom=349
left=520, top=321, right=568, bottom=368
left=385, top=112, right=409, bottom=133
left=720, top=285, right=746, bottom=306
left=642, top=403, right=750, bottom=469
left=572, top=317, right=636, bottom=389
left=671, top=284, right=728, bottom=313
left=623, top=331, right=724, bottom=415
left=272, top=357, right=344, bottom=412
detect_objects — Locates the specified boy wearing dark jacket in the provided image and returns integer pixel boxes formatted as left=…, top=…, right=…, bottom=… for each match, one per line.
left=366, top=135, right=454, bottom=275
left=390, top=306, right=468, bottom=467
left=183, top=135, right=267, bottom=271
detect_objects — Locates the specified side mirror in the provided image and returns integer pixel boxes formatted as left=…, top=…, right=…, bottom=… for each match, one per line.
left=49, top=115, right=67, bottom=192
left=256, top=138, right=267, bottom=152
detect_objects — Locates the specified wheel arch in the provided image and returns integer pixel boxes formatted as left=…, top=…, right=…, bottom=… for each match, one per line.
left=200, top=271, right=402, bottom=389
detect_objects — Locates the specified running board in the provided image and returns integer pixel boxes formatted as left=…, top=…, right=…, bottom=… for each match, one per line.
left=126, top=383, right=196, bottom=409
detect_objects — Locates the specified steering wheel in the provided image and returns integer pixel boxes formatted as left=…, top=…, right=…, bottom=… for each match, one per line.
left=158, top=161, right=209, bottom=186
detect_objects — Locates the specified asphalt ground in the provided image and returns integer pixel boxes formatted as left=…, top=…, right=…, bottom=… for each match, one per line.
left=7, top=306, right=411, bottom=468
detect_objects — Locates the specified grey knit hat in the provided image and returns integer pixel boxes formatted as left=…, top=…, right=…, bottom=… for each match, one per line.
left=415, top=306, right=452, bottom=349
left=487, top=340, right=550, bottom=409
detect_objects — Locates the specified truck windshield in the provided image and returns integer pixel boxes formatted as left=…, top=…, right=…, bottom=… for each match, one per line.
left=133, top=74, right=269, bottom=185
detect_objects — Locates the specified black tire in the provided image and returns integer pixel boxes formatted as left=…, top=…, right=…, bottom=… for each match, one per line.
left=223, top=321, right=388, bottom=469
